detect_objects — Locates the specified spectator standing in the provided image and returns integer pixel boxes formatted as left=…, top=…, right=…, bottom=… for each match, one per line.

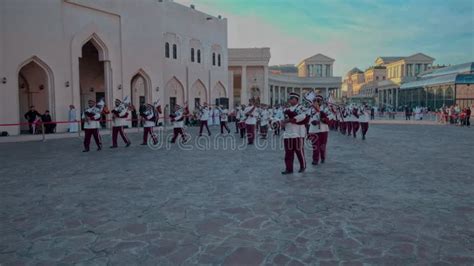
left=68, top=105, right=78, bottom=132
left=24, top=106, right=41, bottom=134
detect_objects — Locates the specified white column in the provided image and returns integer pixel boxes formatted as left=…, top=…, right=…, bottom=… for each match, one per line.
left=241, top=65, right=247, bottom=104
left=263, top=65, right=269, bottom=104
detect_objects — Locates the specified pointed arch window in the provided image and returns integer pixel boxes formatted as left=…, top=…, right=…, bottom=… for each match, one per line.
left=191, top=48, right=195, bottom=62
left=197, top=50, right=201, bottom=63
left=172, top=44, right=177, bottom=59
left=212, top=53, right=216, bottom=66
left=165, top=42, right=170, bottom=58
left=218, top=54, right=221, bottom=67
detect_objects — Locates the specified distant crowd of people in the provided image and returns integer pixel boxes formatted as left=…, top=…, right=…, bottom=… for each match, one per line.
left=368, top=104, right=472, bottom=127
left=437, top=105, right=471, bottom=127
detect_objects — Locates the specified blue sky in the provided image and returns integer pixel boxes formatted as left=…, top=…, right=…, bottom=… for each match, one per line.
left=176, top=0, right=474, bottom=75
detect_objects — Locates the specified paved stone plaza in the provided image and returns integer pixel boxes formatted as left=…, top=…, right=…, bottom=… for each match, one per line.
left=0, top=124, right=473, bottom=265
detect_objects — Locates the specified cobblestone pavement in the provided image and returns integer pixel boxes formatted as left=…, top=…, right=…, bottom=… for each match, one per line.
left=0, top=124, right=473, bottom=265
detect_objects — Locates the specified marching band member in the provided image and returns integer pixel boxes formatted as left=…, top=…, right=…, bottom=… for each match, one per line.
left=281, top=93, right=309, bottom=174
left=352, top=105, right=360, bottom=138
left=359, top=104, right=370, bottom=140
left=170, top=104, right=188, bottom=143
left=308, top=95, right=330, bottom=165
left=259, top=105, right=271, bottom=139
left=326, top=105, right=336, bottom=131
left=244, top=100, right=258, bottom=145
left=333, top=106, right=340, bottom=131
left=272, top=105, right=284, bottom=136
left=198, top=103, right=212, bottom=136
left=346, top=105, right=353, bottom=136
left=213, top=106, right=221, bottom=126
left=140, top=104, right=158, bottom=145
left=218, top=106, right=231, bottom=134
left=237, top=105, right=247, bottom=139
left=232, top=106, right=240, bottom=134
left=82, top=99, right=103, bottom=152
left=110, top=99, right=131, bottom=148
left=339, top=106, right=347, bottom=135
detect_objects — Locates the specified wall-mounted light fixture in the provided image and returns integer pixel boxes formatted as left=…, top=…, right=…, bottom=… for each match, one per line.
left=20, top=83, right=25, bottom=89
left=90, top=87, right=94, bottom=92
left=65, top=81, right=70, bottom=87
left=156, top=86, right=160, bottom=92
left=118, top=84, right=122, bottom=90
left=39, top=85, right=45, bottom=91
left=1, top=77, right=6, bottom=84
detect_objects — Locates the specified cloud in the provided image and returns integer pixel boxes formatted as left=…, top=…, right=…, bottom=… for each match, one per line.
left=176, top=0, right=474, bottom=75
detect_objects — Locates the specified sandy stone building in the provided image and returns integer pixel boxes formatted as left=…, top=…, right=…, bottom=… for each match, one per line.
left=229, top=50, right=342, bottom=107
left=0, top=0, right=229, bottom=135
left=345, top=53, right=436, bottom=107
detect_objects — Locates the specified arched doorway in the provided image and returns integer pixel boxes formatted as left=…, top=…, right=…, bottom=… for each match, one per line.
left=131, top=71, right=151, bottom=110
left=164, top=77, right=185, bottom=123
left=190, top=80, right=207, bottom=111
left=435, top=87, right=444, bottom=109
left=212, top=82, right=228, bottom=108
left=79, top=39, right=109, bottom=127
left=18, top=57, right=54, bottom=133
left=445, top=86, right=454, bottom=107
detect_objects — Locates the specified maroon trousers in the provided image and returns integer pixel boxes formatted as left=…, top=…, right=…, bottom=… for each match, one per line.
left=143, top=127, right=158, bottom=145
left=360, top=122, right=369, bottom=137
left=246, top=124, right=256, bottom=144
left=352, top=121, right=360, bottom=137
left=220, top=121, right=230, bottom=134
left=284, top=138, right=306, bottom=172
left=239, top=122, right=246, bottom=138
left=84, top=128, right=101, bottom=151
left=340, top=121, right=346, bottom=135
left=309, top=132, right=328, bottom=164
left=260, top=125, right=268, bottom=138
left=171, top=128, right=185, bottom=143
left=347, top=121, right=353, bottom=136
left=112, top=126, right=130, bottom=147
left=199, top=120, right=211, bottom=136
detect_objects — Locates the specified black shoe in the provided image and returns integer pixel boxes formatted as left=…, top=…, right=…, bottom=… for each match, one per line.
left=281, top=171, right=293, bottom=175
left=97, top=146, right=102, bottom=151
left=110, top=146, right=117, bottom=149
left=298, top=168, right=305, bottom=173
left=312, top=161, right=318, bottom=166
left=82, top=149, right=89, bottom=153
left=321, top=159, right=325, bottom=164
left=362, top=135, right=366, bottom=140
left=126, top=142, right=131, bottom=147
